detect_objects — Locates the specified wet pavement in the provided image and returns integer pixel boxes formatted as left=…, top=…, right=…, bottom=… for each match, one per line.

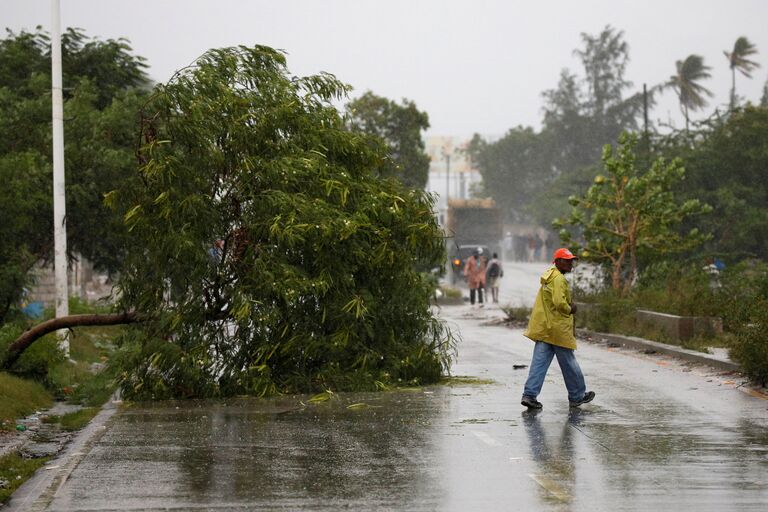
left=8, top=265, right=768, bottom=511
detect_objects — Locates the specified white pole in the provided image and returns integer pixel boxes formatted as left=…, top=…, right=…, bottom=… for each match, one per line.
left=51, top=0, right=69, bottom=356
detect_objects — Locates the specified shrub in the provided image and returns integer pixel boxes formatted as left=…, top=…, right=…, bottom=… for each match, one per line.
left=0, top=372, right=52, bottom=429
left=501, top=306, right=531, bottom=323
left=730, top=299, right=768, bottom=386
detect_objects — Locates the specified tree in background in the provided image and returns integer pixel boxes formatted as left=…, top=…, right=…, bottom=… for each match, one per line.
left=467, top=127, right=552, bottom=222
left=667, top=55, right=713, bottom=132
left=110, top=46, right=453, bottom=398
left=669, top=106, right=768, bottom=259
left=724, top=36, right=760, bottom=110
left=346, top=91, right=430, bottom=189
left=472, top=26, right=651, bottom=225
left=762, top=80, right=768, bottom=106
left=542, top=26, right=649, bottom=175
left=0, top=28, right=149, bottom=323
left=556, top=133, right=710, bottom=294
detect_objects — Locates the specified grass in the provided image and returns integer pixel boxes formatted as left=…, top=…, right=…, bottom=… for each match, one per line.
left=576, top=299, right=732, bottom=353
left=440, top=286, right=463, bottom=299
left=440, top=375, right=496, bottom=386
left=0, top=372, right=52, bottom=430
left=0, top=453, right=50, bottom=505
left=500, top=305, right=531, bottom=323
left=42, top=407, right=101, bottom=431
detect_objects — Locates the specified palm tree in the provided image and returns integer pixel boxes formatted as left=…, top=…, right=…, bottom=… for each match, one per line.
left=668, top=55, right=713, bottom=132
left=724, top=36, right=760, bottom=110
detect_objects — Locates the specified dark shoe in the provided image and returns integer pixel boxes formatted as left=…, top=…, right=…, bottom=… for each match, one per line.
left=521, top=396, right=543, bottom=409
left=569, top=391, right=595, bottom=407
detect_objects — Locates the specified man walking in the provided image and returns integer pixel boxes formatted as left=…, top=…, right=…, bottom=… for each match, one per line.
left=463, top=247, right=487, bottom=306
left=486, top=252, right=503, bottom=303
left=521, top=248, right=595, bottom=409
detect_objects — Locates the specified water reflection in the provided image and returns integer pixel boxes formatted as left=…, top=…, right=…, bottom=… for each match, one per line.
left=127, top=392, right=448, bottom=508
left=522, top=409, right=580, bottom=507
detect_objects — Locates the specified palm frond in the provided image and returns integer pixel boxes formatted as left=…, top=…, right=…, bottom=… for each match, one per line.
left=726, top=36, right=760, bottom=78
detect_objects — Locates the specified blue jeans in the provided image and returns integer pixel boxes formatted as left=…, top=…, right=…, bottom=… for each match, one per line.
left=522, top=341, right=586, bottom=402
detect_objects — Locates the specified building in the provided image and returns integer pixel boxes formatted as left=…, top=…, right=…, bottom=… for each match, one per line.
left=424, top=136, right=483, bottom=226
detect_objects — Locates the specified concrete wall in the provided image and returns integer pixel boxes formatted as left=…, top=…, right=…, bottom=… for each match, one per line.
left=635, top=309, right=723, bottom=341
left=26, top=255, right=114, bottom=308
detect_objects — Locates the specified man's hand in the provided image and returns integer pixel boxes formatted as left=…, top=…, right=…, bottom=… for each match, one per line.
left=570, top=303, right=578, bottom=315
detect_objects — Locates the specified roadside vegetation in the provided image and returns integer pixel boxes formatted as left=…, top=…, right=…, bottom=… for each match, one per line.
left=1, top=27, right=452, bottom=407
left=0, top=372, right=51, bottom=430
left=2, top=21, right=768, bottom=425
left=0, top=453, right=49, bottom=504
left=470, top=27, right=768, bottom=386
left=1, top=298, right=121, bottom=426
left=0, top=298, right=120, bottom=506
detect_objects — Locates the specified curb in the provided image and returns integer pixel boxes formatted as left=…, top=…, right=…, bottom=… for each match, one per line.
left=577, top=328, right=741, bottom=373
left=3, top=398, right=120, bottom=512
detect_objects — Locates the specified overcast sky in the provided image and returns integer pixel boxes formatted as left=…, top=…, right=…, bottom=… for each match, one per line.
left=4, top=0, right=768, bottom=137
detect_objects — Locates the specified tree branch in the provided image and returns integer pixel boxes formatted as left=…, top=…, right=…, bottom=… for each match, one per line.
left=4, top=312, right=141, bottom=368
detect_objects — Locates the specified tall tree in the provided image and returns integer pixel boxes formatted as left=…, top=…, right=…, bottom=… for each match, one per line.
left=669, top=106, right=768, bottom=259
left=762, top=80, right=768, bottom=107
left=542, top=26, right=649, bottom=175
left=346, top=91, right=431, bottom=189
left=0, top=28, right=149, bottom=323
left=724, top=36, right=760, bottom=110
left=110, top=46, right=453, bottom=398
left=668, top=55, right=713, bottom=131
left=467, top=127, right=553, bottom=222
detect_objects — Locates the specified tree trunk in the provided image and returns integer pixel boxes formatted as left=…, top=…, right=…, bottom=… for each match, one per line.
left=4, top=312, right=139, bottom=368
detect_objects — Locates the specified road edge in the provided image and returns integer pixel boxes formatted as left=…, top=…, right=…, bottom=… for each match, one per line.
left=3, top=398, right=120, bottom=511
left=577, top=328, right=740, bottom=372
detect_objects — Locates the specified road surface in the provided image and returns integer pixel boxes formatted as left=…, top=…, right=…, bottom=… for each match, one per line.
left=8, top=264, right=768, bottom=511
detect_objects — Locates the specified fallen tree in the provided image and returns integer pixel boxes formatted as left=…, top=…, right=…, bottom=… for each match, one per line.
left=107, top=45, right=455, bottom=399
left=4, top=312, right=139, bottom=368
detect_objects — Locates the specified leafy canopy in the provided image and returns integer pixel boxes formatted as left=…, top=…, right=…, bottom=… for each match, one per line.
left=557, top=133, right=711, bottom=293
left=665, top=106, right=768, bottom=260
left=111, top=46, right=453, bottom=399
left=0, top=27, right=148, bottom=323
left=471, top=26, right=653, bottom=225
left=346, top=91, right=431, bottom=189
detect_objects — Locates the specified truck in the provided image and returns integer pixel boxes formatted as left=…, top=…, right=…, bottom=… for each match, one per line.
left=444, top=198, right=503, bottom=284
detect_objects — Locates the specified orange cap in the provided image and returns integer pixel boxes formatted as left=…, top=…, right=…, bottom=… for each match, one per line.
left=552, top=248, right=578, bottom=261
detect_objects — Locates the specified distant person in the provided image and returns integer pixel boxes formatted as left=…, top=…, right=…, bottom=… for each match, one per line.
left=533, top=234, right=544, bottom=261
left=520, top=248, right=595, bottom=409
left=463, top=247, right=487, bottom=306
left=504, top=232, right=513, bottom=254
left=208, top=239, right=225, bottom=264
left=485, top=253, right=504, bottom=303
left=545, top=232, right=559, bottom=261
left=527, top=235, right=536, bottom=262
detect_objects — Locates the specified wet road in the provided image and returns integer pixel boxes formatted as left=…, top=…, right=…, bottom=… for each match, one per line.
left=10, top=265, right=768, bottom=511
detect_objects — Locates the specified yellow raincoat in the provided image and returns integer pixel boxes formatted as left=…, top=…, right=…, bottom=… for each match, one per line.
left=523, top=266, right=577, bottom=350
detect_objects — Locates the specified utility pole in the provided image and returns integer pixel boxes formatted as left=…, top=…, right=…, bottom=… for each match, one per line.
left=444, top=151, right=451, bottom=204
left=51, top=0, right=69, bottom=356
left=642, top=83, right=650, bottom=169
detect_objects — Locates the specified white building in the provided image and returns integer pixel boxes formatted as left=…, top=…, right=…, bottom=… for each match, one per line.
left=424, top=136, right=483, bottom=226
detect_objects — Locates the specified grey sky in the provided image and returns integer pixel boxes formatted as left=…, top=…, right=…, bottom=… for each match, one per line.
left=4, top=0, right=768, bottom=137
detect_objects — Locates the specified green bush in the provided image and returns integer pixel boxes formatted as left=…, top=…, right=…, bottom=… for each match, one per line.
left=718, top=261, right=768, bottom=332
left=730, top=299, right=768, bottom=386
left=501, top=306, right=531, bottom=323
left=0, top=372, right=52, bottom=429
left=0, top=453, right=49, bottom=504
left=441, top=286, right=463, bottom=299
left=633, top=262, right=718, bottom=316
